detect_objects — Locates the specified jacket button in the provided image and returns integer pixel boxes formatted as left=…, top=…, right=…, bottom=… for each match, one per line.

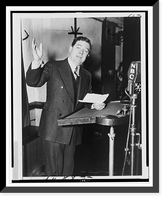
left=61, top=86, right=63, bottom=89
left=62, top=100, right=65, bottom=103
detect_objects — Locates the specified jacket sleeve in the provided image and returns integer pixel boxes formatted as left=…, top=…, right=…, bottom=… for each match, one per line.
left=26, top=62, right=52, bottom=87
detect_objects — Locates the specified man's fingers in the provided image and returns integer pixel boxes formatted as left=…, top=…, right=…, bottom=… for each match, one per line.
left=32, top=38, right=43, bottom=60
left=39, top=43, right=42, bottom=52
left=93, top=103, right=105, bottom=110
left=32, top=38, right=36, bottom=48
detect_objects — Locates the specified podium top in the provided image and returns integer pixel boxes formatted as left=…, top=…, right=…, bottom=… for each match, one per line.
left=58, top=102, right=129, bottom=127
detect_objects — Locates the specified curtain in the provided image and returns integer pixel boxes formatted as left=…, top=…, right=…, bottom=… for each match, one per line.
left=101, top=18, right=117, bottom=100
left=21, top=29, right=30, bottom=128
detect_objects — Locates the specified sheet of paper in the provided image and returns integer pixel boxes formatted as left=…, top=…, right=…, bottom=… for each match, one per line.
left=78, top=93, right=109, bottom=104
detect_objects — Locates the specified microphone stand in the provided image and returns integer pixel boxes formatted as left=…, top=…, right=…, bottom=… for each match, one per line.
left=122, top=61, right=141, bottom=175
left=129, top=93, right=137, bottom=175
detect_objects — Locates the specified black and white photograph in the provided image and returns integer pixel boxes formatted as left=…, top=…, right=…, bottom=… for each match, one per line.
left=5, top=5, right=159, bottom=193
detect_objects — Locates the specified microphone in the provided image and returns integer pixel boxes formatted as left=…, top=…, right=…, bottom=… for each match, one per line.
left=127, top=61, right=141, bottom=96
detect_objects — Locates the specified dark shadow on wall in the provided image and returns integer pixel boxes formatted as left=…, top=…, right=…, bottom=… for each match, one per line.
left=84, top=50, right=102, bottom=94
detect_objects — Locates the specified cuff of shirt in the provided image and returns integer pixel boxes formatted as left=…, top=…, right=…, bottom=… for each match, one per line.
left=91, top=104, right=95, bottom=109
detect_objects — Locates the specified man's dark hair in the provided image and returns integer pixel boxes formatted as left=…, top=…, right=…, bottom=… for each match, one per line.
left=71, top=36, right=92, bottom=51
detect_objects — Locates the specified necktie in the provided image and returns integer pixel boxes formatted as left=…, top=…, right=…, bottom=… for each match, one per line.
left=74, top=66, right=80, bottom=103
left=74, top=66, right=79, bottom=80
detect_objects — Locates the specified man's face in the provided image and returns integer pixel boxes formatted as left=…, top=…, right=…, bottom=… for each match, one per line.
left=69, top=40, right=90, bottom=66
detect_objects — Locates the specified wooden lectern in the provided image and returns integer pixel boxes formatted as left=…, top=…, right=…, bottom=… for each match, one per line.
left=58, top=102, right=129, bottom=176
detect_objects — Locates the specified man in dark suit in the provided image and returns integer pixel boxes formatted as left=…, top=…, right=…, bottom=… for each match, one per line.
left=26, top=36, right=105, bottom=176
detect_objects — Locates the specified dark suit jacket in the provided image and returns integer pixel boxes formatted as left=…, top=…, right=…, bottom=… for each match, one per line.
left=26, top=58, right=92, bottom=145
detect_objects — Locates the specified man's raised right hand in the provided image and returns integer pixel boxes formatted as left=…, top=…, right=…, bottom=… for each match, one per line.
left=31, top=38, right=43, bottom=69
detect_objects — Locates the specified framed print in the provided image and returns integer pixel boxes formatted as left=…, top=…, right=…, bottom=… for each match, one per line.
left=4, top=4, right=159, bottom=193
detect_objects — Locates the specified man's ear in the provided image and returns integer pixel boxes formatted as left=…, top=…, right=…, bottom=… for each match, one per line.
left=69, top=45, right=72, bottom=53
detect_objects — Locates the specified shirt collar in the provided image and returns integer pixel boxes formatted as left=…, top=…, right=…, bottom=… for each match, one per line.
left=68, top=57, right=80, bottom=76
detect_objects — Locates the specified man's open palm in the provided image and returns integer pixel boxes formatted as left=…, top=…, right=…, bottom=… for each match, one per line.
left=32, top=38, right=43, bottom=61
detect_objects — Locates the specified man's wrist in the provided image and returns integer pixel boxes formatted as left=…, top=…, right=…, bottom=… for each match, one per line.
left=32, top=59, right=43, bottom=69
left=91, top=104, right=95, bottom=109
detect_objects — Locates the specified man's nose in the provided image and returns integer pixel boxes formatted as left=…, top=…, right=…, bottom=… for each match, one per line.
left=79, top=49, right=84, bottom=55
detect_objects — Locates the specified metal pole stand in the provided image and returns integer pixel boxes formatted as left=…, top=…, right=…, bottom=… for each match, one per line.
left=130, top=93, right=137, bottom=175
left=108, top=126, right=116, bottom=176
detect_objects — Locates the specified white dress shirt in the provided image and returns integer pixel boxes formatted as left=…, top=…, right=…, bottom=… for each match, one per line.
left=67, top=57, right=80, bottom=80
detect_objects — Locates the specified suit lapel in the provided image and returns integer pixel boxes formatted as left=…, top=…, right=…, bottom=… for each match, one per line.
left=75, top=67, right=89, bottom=106
left=57, top=59, right=90, bottom=106
left=57, top=59, right=75, bottom=103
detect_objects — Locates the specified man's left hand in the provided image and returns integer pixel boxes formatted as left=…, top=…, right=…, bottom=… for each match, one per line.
left=91, top=103, right=106, bottom=110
